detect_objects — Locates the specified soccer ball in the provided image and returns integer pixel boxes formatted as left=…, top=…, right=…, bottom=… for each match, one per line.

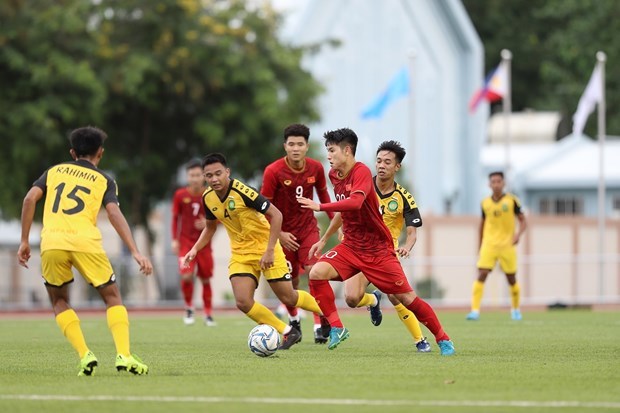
left=247, top=324, right=280, bottom=357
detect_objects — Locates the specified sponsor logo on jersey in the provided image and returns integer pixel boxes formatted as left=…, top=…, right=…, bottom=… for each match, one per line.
left=284, top=180, right=292, bottom=186
left=212, top=207, right=218, bottom=211
left=228, top=199, right=236, bottom=210
left=307, top=176, right=316, bottom=184
left=395, top=280, right=404, bottom=286
left=388, top=199, right=399, bottom=212
left=261, top=201, right=268, bottom=211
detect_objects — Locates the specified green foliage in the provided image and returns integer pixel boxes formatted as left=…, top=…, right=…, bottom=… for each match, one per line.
left=463, top=0, right=619, bottom=138
left=0, top=0, right=323, bottom=228
left=0, top=1, right=105, bottom=218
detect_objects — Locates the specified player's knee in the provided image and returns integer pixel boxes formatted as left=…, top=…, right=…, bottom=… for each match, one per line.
left=278, top=292, right=297, bottom=307
left=344, top=295, right=359, bottom=308
left=387, top=294, right=400, bottom=306
left=236, top=298, right=253, bottom=313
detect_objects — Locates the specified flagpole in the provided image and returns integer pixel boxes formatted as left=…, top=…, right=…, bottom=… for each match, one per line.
left=596, top=51, right=607, bottom=302
left=501, top=49, right=512, bottom=184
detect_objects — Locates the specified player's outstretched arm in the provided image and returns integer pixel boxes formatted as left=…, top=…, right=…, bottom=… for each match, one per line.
left=17, top=187, right=43, bottom=268
left=182, top=219, right=217, bottom=267
left=105, top=203, right=153, bottom=275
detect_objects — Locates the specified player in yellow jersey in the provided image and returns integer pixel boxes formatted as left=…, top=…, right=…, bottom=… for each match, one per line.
left=466, top=171, right=527, bottom=321
left=182, top=153, right=329, bottom=350
left=341, top=141, right=432, bottom=352
left=17, top=126, right=152, bottom=376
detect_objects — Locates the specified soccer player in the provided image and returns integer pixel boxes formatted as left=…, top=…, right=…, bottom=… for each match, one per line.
left=298, top=128, right=455, bottom=355
left=172, top=159, right=216, bottom=326
left=466, top=171, right=527, bottom=321
left=181, top=153, right=328, bottom=350
left=17, top=126, right=152, bottom=376
left=343, top=140, right=431, bottom=352
left=261, top=123, right=334, bottom=343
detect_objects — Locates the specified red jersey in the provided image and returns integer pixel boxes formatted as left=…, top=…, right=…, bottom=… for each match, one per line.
left=171, top=187, right=209, bottom=246
left=328, top=162, right=393, bottom=255
left=261, top=157, right=333, bottom=236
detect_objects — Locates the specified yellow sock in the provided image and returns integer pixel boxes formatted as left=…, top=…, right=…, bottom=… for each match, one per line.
left=394, top=303, right=424, bottom=343
left=471, top=280, right=485, bottom=311
left=246, top=302, right=288, bottom=334
left=510, top=282, right=521, bottom=309
left=107, top=305, right=130, bottom=357
left=56, top=309, right=89, bottom=358
left=294, top=290, right=322, bottom=315
left=356, top=293, right=376, bottom=308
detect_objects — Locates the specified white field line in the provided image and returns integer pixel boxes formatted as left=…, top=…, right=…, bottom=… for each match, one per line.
left=0, top=395, right=619, bottom=409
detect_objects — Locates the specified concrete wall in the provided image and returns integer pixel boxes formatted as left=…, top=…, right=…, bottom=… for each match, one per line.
left=3, top=210, right=619, bottom=310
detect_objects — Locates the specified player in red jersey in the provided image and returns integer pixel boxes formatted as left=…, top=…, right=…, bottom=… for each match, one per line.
left=261, top=124, right=334, bottom=343
left=171, top=160, right=215, bottom=326
left=298, top=128, right=455, bottom=355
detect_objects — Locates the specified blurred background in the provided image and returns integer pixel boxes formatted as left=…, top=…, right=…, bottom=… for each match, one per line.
left=1, top=0, right=618, bottom=311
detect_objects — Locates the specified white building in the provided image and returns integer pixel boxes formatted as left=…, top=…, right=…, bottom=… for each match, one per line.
left=278, top=0, right=485, bottom=214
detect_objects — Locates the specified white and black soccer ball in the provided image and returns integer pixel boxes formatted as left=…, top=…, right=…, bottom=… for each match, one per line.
left=247, top=324, right=280, bottom=357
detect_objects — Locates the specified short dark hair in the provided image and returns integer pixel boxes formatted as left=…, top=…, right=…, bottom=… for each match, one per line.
left=202, top=153, right=227, bottom=168
left=283, top=124, right=310, bottom=142
left=69, top=126, right=107, bottom=157
left=186, top=158, right=202, bottom=170
left=489, top=171, right=504, bottom=179
left=323, top=128, right=357, bottom=155
left=377, top=140, right=406, bottom=163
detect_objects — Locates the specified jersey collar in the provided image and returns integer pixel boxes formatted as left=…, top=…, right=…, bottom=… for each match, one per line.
left=373, top=176, right=397, bottom=199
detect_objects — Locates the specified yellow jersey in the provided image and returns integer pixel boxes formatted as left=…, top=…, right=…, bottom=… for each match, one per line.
left=203, top=178, right=274, bottom=255
left=375, top=179, right=422, bottom=248
left=480, top=193, right=522, bottom=249
left=33, top=159, right=119, bottom=253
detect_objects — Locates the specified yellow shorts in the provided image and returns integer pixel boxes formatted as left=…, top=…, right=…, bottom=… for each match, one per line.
left=477, top=245, right=517, bottom=274
left=41, top=250, right=115, bottom=288
left=228, top=247, right=290, bottom=286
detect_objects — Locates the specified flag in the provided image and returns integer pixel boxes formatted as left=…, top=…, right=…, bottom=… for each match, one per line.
left=469, top=61, right=509, bottom=112
left=361, top=67, right=409, bottom=119
left=573, top=65, right=602, bottom=136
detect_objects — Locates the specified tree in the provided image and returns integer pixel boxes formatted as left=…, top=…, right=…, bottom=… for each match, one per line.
left=463, top=0, right=619, bottom=137
left=0, top=0, right=323, bottom=235
left=0, top=0, right=105, bottom=219
left=90, top=0, right=322, bottom=232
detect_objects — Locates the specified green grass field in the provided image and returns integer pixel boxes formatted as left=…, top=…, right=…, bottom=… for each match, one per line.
left=0, top=309, right=619, bottom=413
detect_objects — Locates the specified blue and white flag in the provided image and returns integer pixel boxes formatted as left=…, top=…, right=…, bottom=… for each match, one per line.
left=361, top=67, right=410, bottom=119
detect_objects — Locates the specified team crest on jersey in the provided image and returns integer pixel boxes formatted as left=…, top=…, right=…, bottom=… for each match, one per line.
left=502, top=203, right=508, bottom=212
left=307, top=176, right=316, bottom=184
left=228, top=199, right=236, bottom=210
left=345, top=184, right=351, bottom=191
left=182, top=197, right=191, bottom=203
left=388, top=199, right=399, bottom=212
left=284, top=180, right=292, bottom=186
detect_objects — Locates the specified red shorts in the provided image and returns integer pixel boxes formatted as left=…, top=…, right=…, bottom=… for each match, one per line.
left=317, top=243, right=413, bottom=294
left=178, top=243, right=213, bottom=279
left=283, top=228, right=320, bottom=278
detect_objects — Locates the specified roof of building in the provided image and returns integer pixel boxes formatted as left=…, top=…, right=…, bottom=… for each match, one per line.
left=481, top=134, right=620, bottom=190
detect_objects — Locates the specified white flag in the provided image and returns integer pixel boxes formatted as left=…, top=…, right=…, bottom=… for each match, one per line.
left=573, top=65, right=602, bottom=136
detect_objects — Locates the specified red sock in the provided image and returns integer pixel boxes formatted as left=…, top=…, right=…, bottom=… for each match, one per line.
left=181, top=279, right=194, bottom=308
left=286, top=305, right=298, bottom=317
left=309, top=280, right=342, bottom=328
left=202, top=281, right=212, bottom=316
left=406, top=297, right=450, bottom=342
